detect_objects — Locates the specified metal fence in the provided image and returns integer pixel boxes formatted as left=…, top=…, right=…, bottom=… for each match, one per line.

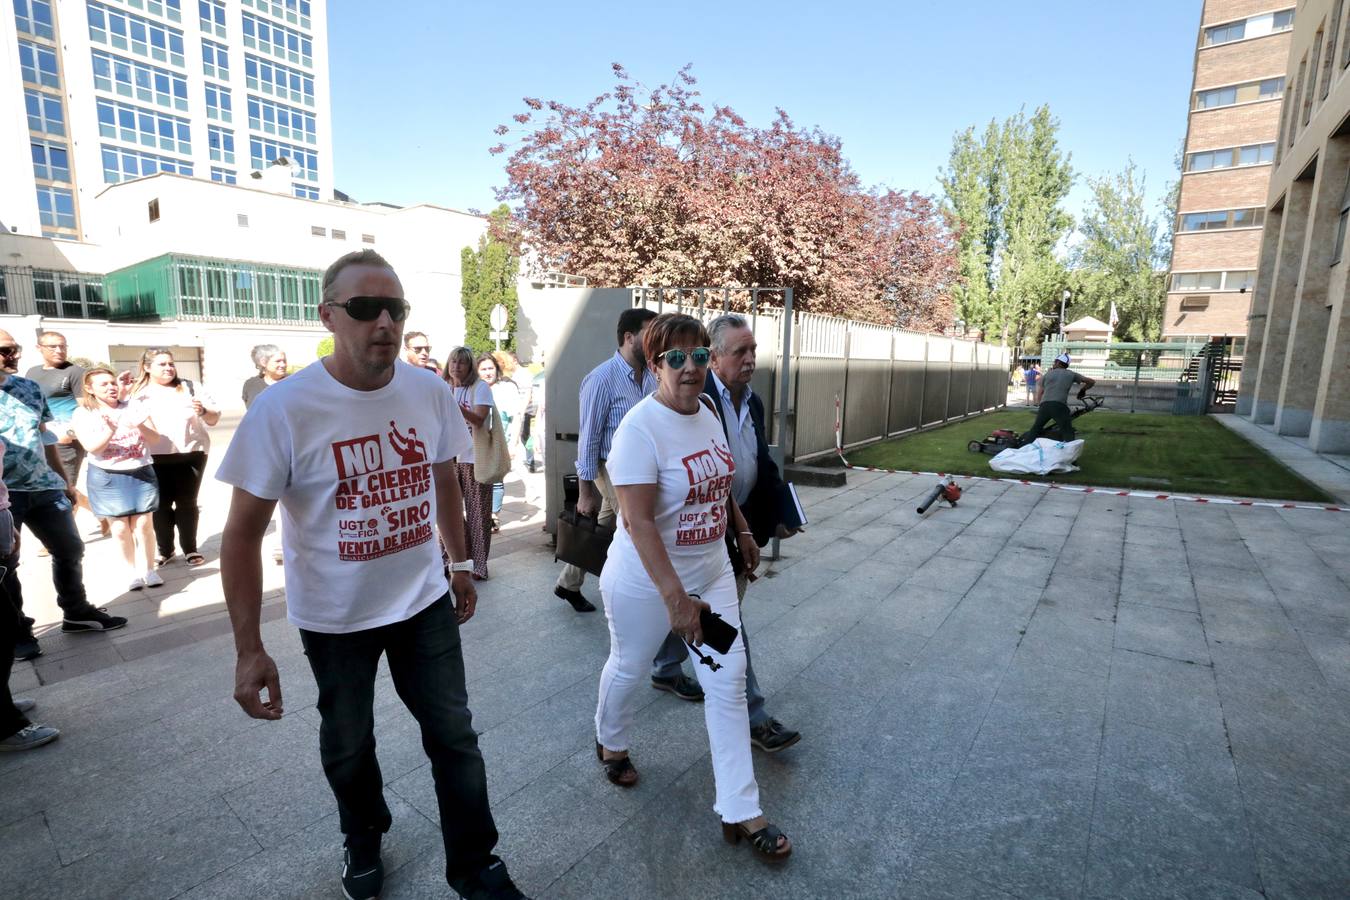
left=1038, top=340, right=1209, bottom=414
left=0, top=266, right=107, bottom=319
left=632, top=287, right=1009, bottom=462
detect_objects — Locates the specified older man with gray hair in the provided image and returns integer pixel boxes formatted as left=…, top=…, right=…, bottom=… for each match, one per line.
left=701, top=313, right=801, bottom=753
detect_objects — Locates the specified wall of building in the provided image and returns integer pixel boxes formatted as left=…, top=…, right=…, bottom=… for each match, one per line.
left=1165, top=0, right=1293, bottom=341
left=1239, top=0, right=1350, bottom=454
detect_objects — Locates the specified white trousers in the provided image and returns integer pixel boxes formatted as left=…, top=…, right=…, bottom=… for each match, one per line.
left=595, top=558, right=762, bottom=824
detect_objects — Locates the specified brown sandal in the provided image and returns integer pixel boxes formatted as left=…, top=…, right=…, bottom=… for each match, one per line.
left=722, top=820, right=792, bottom=861
left=595, top=741, right=638, bottom=788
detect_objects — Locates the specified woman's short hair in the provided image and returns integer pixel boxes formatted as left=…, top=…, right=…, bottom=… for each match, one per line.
left=444, top=346, right=477, bottom=386
left=250, top=343, right=282, bottom=371
left=641, top=313, right=710, bottom=364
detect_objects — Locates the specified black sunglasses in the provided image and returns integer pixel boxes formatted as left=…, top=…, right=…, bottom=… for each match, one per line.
left=326, top=296, right=410, bottom=322
left=0, top=345, right=22, bottom=357
left=656, top=346, right=711, bottom=368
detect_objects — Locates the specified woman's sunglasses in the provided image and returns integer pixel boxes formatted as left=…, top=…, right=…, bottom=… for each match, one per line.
left=325, top=296, right=410, bottom=322
left=656, top=347, right=711, bottom=368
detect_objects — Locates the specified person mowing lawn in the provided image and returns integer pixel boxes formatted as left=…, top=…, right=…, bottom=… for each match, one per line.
left=1020, top=353, right=1096, bottom=446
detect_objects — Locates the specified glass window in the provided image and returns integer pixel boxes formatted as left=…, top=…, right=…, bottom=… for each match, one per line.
left=246, top=94, right=317, bottom=143
left=1172, top=272, right=1223, bottom=291
left=1231, top=208, right=1263, bottom=228
left=205, top=83, right=232, bottom=121
left=19, top=40, right=61, bottom=88
left=25, top=88, right=65, bottom=135
left=87, top=2, right=186, bottom=67
left=100, top=143, right=193, bottom=183
left=91, top=50, right=188, bottom=111
left=202, top=39, right=229, bottom=79
left=1260, top=77, right=1286, bottom=99
left=244, top=53, right=315, bottom=106
left=1273, top=9, right=1295, bottom=31
left=35, top=186, right=76, bottom=229
left=14, top=0, right=56, bottom=39
left=1203, top=21, right=1244, bottom=47
left=210, top=166, right=237, bottom=184
left=198, top=0, right=226, bottom=38
left=293, top=184, right=319, bottom=200
left=30, top=140, right=71, bottom=181
left=1224, top=271, right=1256, bottom=291
left=241, top=12, right=313, bottom=67
left=208, top=125, right=235, bottom=164
left=250, top=136, right=319, bottom=182
left=95, top=97, right=191, bottom=153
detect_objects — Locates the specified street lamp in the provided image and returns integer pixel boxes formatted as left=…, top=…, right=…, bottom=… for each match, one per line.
left=1059, top=289, right=1070, bottom=341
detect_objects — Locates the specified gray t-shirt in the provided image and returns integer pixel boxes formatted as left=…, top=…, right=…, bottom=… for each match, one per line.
left=1040, top=367, right=1084, bottom=405
left=24, top=363, right=84, bottom=423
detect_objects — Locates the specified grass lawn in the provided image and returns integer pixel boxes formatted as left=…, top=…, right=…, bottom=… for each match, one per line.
left=844, top=409, right=1332, bottom=502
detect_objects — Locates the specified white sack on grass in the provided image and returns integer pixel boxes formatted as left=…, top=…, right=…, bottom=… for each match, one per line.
left=989, top=438, right=1085, bottom=475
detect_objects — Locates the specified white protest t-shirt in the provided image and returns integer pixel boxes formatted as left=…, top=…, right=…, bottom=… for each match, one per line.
left=72, top=403, right=154, bottom=471
left=450, top=381, right=493, bottom=466
left=603, top=395, right=735, bottom=592
left=215, top=359, right=470, bottom=634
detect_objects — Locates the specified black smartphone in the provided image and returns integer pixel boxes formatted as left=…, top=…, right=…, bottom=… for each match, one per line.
left=698, top=608, right=738, bottom=655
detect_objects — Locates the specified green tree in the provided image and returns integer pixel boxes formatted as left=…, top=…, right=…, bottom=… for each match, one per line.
left=1070, top=161, right=1167, bottom=343
left=939, top=106, right=1074, bottom=351
left=460, top=204, right=518, bottom=353
left=316, top=335, right=333, bottom=357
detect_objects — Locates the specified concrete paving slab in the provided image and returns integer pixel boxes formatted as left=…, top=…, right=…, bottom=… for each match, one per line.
left=3, top=444, right=1349, bottom=898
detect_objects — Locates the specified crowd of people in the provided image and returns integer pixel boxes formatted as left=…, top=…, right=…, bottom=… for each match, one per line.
left=3, top=249, right=808, bottom=898
left=1, top=335, right=224, bottom=750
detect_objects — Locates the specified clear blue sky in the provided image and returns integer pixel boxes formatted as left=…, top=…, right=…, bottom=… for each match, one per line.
left=328, top=0, right=1201, bottom=225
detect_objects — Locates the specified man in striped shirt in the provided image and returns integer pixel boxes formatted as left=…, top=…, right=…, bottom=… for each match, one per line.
left=555, top=308, right=702, bottom=699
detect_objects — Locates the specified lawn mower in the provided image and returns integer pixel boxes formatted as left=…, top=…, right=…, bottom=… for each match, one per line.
left=967, top=396, right=1105, bottom=455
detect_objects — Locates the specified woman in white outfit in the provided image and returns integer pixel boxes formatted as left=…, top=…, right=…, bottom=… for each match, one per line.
left=594, top=312, right=791, bottom=861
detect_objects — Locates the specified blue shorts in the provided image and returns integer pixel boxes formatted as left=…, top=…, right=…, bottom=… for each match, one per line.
left=87, top=464, right=160, bottom=518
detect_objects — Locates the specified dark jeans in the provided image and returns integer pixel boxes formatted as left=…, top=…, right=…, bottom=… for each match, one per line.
left=2, top=490, right=87, bottom=627
left=151, top=452, right=207, bottom=557
left=1021, top=400, right=1075, bottom=445
left=0, top=509, right=27, bottom=740
left=300, top=593, right=499, bottom=883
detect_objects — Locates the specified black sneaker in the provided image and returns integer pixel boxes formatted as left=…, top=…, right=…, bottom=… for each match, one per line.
left=750, top=718, right=801, bottom=753
left=14, top=635, right=41, bottom=661
left=341, top=834, right=383, bottom=900
left=61, top=607, right=128, bottom=633
left=450, top=859, right=528, bottom=900
left=553, top=586, right=596, bottom=613
left=651, top=674, right=704, bottom=702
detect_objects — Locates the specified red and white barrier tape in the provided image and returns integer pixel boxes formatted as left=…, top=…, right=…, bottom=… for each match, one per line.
left=831, top=396, right=1347, bottom=513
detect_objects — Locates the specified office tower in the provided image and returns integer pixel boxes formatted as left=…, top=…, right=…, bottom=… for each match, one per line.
left=3, top=0, right=333, bottom=241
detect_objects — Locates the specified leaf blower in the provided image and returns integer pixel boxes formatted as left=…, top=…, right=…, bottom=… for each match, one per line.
left=917, top=476, right=962, bottom=515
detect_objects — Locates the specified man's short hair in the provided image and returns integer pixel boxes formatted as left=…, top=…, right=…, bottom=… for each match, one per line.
left=403, top=331, right=427, bottom=349
left=250, top=343, right=282, bottom=370
left=321, top=249, right=395, bottom=303
left=641, top=313, right=710, bottom=364
left=707, top=314, right=750, bottom=353
left=617, top=307, right=659, bottom=346
left=38, top=331, right=66, bottom=346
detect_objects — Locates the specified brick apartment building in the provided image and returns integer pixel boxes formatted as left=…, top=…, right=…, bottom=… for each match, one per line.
left=1165, top=1, right=1295, bottom=350
left=1237, top=0, right=1350, bottom=455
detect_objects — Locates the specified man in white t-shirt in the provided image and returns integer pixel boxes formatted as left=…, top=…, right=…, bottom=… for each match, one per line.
left=217, top=250, right=527, bottom=900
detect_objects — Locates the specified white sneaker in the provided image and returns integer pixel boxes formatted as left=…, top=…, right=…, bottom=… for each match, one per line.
left=143, top=570, right=164, bottom=588
left=129, top=577, right=145, bottom=591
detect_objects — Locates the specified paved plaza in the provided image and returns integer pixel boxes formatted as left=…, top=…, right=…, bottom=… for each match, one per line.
left=3, top=418, right=1350, bottom=898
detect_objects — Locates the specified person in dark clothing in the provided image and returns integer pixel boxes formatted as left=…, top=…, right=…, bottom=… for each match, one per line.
left=703, top=314, right=802, bottom=754
left=1021, top=353, right=1096, bottom=444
